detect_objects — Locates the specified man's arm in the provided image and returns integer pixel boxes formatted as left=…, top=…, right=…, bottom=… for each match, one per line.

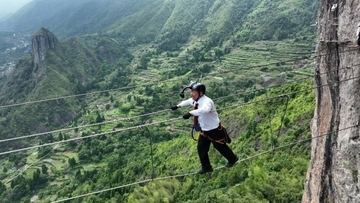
left=190, top=100, right=213, bottom=116
left=177, top=98, right=194, bottom=108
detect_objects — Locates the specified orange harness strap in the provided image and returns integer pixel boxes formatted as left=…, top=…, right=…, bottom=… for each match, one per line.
left=199, top=131, right=226, bottom=145
left=198, top=124, right=231, bottom=144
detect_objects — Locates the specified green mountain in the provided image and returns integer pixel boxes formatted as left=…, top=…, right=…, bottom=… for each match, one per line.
left=0, top=0, right=319, bottom=202
left=0, top=0, right=161, bottom=39
left=0, top=0, right=318, bottom=42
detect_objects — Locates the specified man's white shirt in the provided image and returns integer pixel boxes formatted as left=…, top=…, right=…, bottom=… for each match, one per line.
left=178, top=95, right=220, bottom=131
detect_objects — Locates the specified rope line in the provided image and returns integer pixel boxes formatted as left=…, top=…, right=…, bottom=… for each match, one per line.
left=51, top=124, right=358, bottom=203
left=2, top=67, right=355, bottom=202
left=0, top=77, right=310, bottom=143
left=1, top=74, right=357, bottom=146
left=0, top=8, right=358, bottom=201
left=2, top=46, right=359, bottom=202
left=0, top=79, right=171, bottom=109
left=0, top=109, right=170, bottom=143
left=0, top=118, right=181, bottom=156
left=0, top=81, right=315, bottom=144
left=1, top=47, right=358, bottom=109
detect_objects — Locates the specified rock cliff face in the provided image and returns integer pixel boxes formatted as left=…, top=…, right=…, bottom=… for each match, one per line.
left=302, top=0, right=360, bottom=202
left=32, top=27, right=58, bottom=69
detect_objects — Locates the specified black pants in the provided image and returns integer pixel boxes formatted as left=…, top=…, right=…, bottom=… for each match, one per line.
left=197, top=129, right=237, bottom=169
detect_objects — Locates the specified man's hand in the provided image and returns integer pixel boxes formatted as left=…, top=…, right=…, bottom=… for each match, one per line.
left=171, top=105, right=179, bottom=111
left=182, top=112, right=192, bottom=119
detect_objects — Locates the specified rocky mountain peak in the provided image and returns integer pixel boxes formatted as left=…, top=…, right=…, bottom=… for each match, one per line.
left=31, top=27, right=58, bottom=69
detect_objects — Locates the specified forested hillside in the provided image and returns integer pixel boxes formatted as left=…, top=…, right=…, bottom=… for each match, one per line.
left=0, top=0, right=319, bottom=202
left=0, top=0, right=318, bottom=42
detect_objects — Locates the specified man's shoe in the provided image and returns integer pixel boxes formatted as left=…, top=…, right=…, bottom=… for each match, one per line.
left=197, top=168, right=213, bottom=174
left=225, top=156, right=239, bottom=168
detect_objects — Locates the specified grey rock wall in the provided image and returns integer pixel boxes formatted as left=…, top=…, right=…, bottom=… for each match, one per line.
left=31, top=27, right=58, bottom=69
left=302, top=0, right=360, bottom=203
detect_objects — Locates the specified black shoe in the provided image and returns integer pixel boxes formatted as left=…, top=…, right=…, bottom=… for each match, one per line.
left=197, top=168, right=213, bottom=174
left=225, top=156, right=239, bottom=168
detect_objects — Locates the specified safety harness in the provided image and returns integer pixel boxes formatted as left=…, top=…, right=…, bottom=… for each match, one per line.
left=191, top=124, right=231, bottom=144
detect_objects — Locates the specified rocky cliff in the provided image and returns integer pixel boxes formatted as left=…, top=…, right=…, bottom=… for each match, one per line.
left=302, top=0, right=360, bottom=202
left=32, top=27, right=58, bottom=69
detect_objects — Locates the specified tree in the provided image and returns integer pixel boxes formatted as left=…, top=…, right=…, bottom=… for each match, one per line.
left=41, top=164, right=48, bottom=175
left=95, top=111, right=104, bottom=123
left=37, top=146, right=51, bottom=158
left=11, top=183, right=28, bottom=201
left=10, top=175, right=26, bottom=189
left=0, top=181, right=6, bottom=196
left=46, top=134, right=54, bottom=143
left=68, top=157, right=77, bottom=167
left=58, top=132, right=63, bottom=141
left=32, top=169, right=41, bottom=184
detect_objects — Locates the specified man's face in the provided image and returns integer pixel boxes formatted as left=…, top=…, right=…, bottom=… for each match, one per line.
left=191, top=90, right=200, bottom=100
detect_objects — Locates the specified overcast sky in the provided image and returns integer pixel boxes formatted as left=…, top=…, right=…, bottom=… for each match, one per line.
left=0, top=0, right=33, bottom=18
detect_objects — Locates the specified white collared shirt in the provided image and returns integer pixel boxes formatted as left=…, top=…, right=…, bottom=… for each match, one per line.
left=177, top=95, right=220, bottom=131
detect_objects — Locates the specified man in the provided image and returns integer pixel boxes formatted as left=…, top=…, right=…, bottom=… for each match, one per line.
left=171, top=82, right=238, bottom=174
